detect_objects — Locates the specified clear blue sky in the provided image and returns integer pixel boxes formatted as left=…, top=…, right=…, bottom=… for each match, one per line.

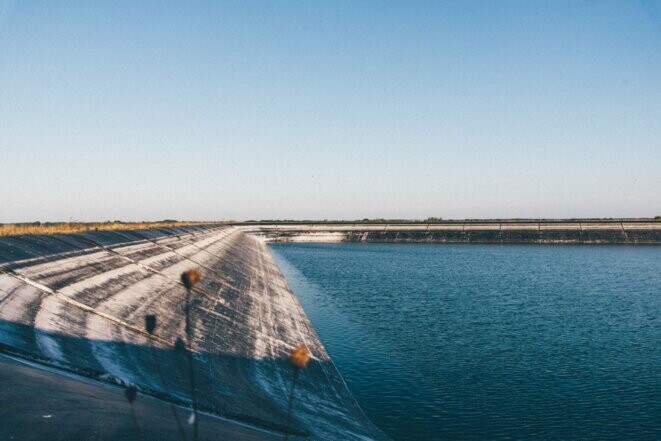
left=1, top=0, right=660, bottom=222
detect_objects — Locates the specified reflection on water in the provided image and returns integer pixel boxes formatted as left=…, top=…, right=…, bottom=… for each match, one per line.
left=271, top=243, right=661, bottom=441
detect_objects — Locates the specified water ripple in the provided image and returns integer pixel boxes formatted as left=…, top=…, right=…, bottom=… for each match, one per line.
left=272, top=244, right=661, bottom=441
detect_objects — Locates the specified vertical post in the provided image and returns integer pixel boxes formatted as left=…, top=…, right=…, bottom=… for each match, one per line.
left=285, top=345, right=311, bottom=441
left=145, top=315, right=188, bottom=441
left=181, top=269, right=201, bottom=441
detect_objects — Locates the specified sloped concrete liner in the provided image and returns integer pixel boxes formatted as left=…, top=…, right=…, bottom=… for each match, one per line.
left=0, top=226, right=388, bottom=440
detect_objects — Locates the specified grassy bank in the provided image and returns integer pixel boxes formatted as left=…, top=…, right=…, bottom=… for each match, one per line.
left=0, top=221, right=221, bottom=237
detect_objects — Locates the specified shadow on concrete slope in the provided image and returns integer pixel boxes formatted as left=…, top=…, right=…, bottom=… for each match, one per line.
left=0, top=319, right=367, bottom=439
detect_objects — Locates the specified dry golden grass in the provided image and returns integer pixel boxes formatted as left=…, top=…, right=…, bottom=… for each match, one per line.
left=0, top=221, right=220, bottom=237
left=181, top=268, right=201, bottom=290
left=290, top=345, right=311, bottom=369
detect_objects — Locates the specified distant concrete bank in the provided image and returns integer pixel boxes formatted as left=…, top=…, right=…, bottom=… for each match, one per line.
left=0, top=226, right=388, bottom=440
left=237, top=220, right=661, bottom=244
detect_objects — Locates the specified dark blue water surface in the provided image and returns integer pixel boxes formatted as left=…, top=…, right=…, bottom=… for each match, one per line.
left=270, top=244, right=661, bottom=441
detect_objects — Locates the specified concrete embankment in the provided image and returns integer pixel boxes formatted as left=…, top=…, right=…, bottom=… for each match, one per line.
left=238, top=221, right=661, bottom=244
left=0, top=226, right=387, bottom=440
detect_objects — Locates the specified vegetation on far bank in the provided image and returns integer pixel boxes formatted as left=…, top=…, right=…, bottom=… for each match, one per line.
left=239, top=217, right=661, bottom=224
left=0, top=220, right=221, bottom=237
left=2, top=217, right=659, bottom=237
